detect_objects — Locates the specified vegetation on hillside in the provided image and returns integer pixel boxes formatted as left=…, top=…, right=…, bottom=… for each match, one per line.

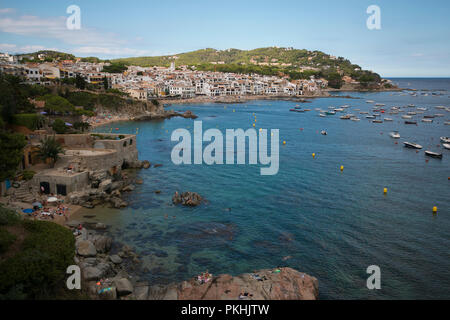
left=0, top=205, right=80, bottom=300
left=17, top=50, right=76, bottom=63
left=112, top=47, right=381, bottom=83
left=35, top=136, right=65, bottom=167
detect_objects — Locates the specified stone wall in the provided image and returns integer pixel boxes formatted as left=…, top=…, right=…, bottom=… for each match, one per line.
left=51, top=134, right=94, bottom=148
left=33, top=171, right=89, bottom=195
left=93, top=134, right=138, bottom=164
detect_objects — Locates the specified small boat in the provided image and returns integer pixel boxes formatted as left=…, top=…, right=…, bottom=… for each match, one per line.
left=384, top=118, right=393, bottom=121
left=423, top=115, right=435, bottom=119
left=326, top=111, right=336, bottom=115
left=407, top=112, right=417, bottom=115
left=402, top=115, right=412, bottom=119
left=421, top=119, right=433, bottom=123
left=417, top=107, right=427, bottom=111
left=366, top=100, right=375, bottom=103
left=435, top=113, right=445, bottom=117
left=408, top=104, right=416, bottom=107
left=372, top=120, right=383, bottom=123
left=445, top=122, right=450, bottom=125
left=435, top=106, right=445, bottom=109
left=425, top=151, right=443, bottom=159
left=443, top=143, right=450, bottom=150
left=440, top=137, right=450, bottom=143
left=340, top=115, right=351, bottom=120
left=405, top=121, right=417, bottom=125
left=350, top=117, right=360, bottom=121
left=404, top=142, right=423, bottom=149
left=334, top=108, right=344, bottom=112
left=389, top=131, right=400, bottom=139
left=319, top=113, right=326, bottom=117
left=321, top=130, right=327, bottom=135
left=366, top=115, right=376, bottom=119
left=375, top=103, right=386, bottom=107
left=360, top=111, right=369, bottom=114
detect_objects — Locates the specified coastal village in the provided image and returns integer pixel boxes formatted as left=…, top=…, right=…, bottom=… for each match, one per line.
left=0, top=51, right=332, bottom=100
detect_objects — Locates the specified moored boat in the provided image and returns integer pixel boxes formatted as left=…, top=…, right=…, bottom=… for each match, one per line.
left=425, top=151, right=443, bottom=159
left=404, top=142, right=423, bottom=149
left=440, top=137, right=450, bottom=143
left=443, top=143, right=450, bottom=150
left=405, top=121, right=417, bottom=125
left=389, top=131, right=400, bottom=139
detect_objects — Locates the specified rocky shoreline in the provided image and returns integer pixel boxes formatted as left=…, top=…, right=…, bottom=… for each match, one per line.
left=69, top=221, right=318, bottom=300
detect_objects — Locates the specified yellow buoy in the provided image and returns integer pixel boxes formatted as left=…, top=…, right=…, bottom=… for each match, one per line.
left=340, top=165, right=344, bottom=171
left=384, top=188, right=388, bottom=194
left=253, top=123, right=256, bottom=127
left=283, top=141, right=286, bottom=145
left=312, top=153, right=316, bottom=158
left=233, top=109, right=235, bottom=112
left=433, top=206, right=438, bottom=213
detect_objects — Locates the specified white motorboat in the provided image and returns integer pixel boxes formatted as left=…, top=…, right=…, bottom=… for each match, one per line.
left=403, top=142, right=423, bottom=149
left=443, top=143, right=450, bottom=150
left=321, top=130, right=327, bottom=135
left=384, top=118, right=393, bottom=121
left=402, top=115, right=412, bottom=119
left=350, top=117, right=360, bottom=121
left=425, top=151, right=443, bottom=159
left=440, top=137, right=450, bottom=143
left=389, top=131, right=400, bottom=139
left=421, top=119, right=433, bottom=123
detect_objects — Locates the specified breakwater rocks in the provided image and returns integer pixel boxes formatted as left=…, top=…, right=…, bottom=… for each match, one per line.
left=133, top=110, right=198, bottom=121
left=172, top=191, right=204, bottom=207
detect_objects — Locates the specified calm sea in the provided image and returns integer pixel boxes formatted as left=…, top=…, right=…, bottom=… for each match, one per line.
left=74, top=78, right=450, bottom=299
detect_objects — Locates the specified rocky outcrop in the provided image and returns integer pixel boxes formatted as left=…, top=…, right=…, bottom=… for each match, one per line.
left=133, top=109, right=198, bottom=121
left=147, top=268, right=318, bottom=300
left=76, top=240, right=97, bottom=257
left=172, top=191, right=203, bottom=207
left=141, top=160, right=151, bottom=169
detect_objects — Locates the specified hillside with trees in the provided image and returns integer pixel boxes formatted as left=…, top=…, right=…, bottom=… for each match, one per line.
left=112, top=47, right=381, bottom=85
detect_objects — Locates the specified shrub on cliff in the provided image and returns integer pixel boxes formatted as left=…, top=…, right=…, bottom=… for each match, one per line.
left=0, top=215, right=76, bottom=299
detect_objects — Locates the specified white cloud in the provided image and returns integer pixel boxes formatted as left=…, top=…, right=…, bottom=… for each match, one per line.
left=0, top=10, right=157, bottom=58
left=0, top=43, right=17, bottom=51
left=73, top=46, right=150, bottom=57
left=0, top=43, right=60, bottom=54
left=0, top=8, right=15, bottom=14
left=0, top=14, right=126, bottom=47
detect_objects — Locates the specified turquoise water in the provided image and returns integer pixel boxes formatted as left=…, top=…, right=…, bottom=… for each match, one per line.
left=82, top=79, right=450, bottom=299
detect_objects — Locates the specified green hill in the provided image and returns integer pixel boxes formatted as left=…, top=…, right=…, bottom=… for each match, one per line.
left=112, top=47, right=381, bottom=84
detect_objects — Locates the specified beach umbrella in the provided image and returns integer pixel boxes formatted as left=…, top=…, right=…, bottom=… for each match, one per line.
left=65, top=122, right=73, bottom=126
left=47, top=197, right=58, bottom=202
left=22, top=208, right=34, bottom=214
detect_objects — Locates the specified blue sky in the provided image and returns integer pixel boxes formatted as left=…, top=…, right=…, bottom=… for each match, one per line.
left=0, top=0, right=449, bottom=77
